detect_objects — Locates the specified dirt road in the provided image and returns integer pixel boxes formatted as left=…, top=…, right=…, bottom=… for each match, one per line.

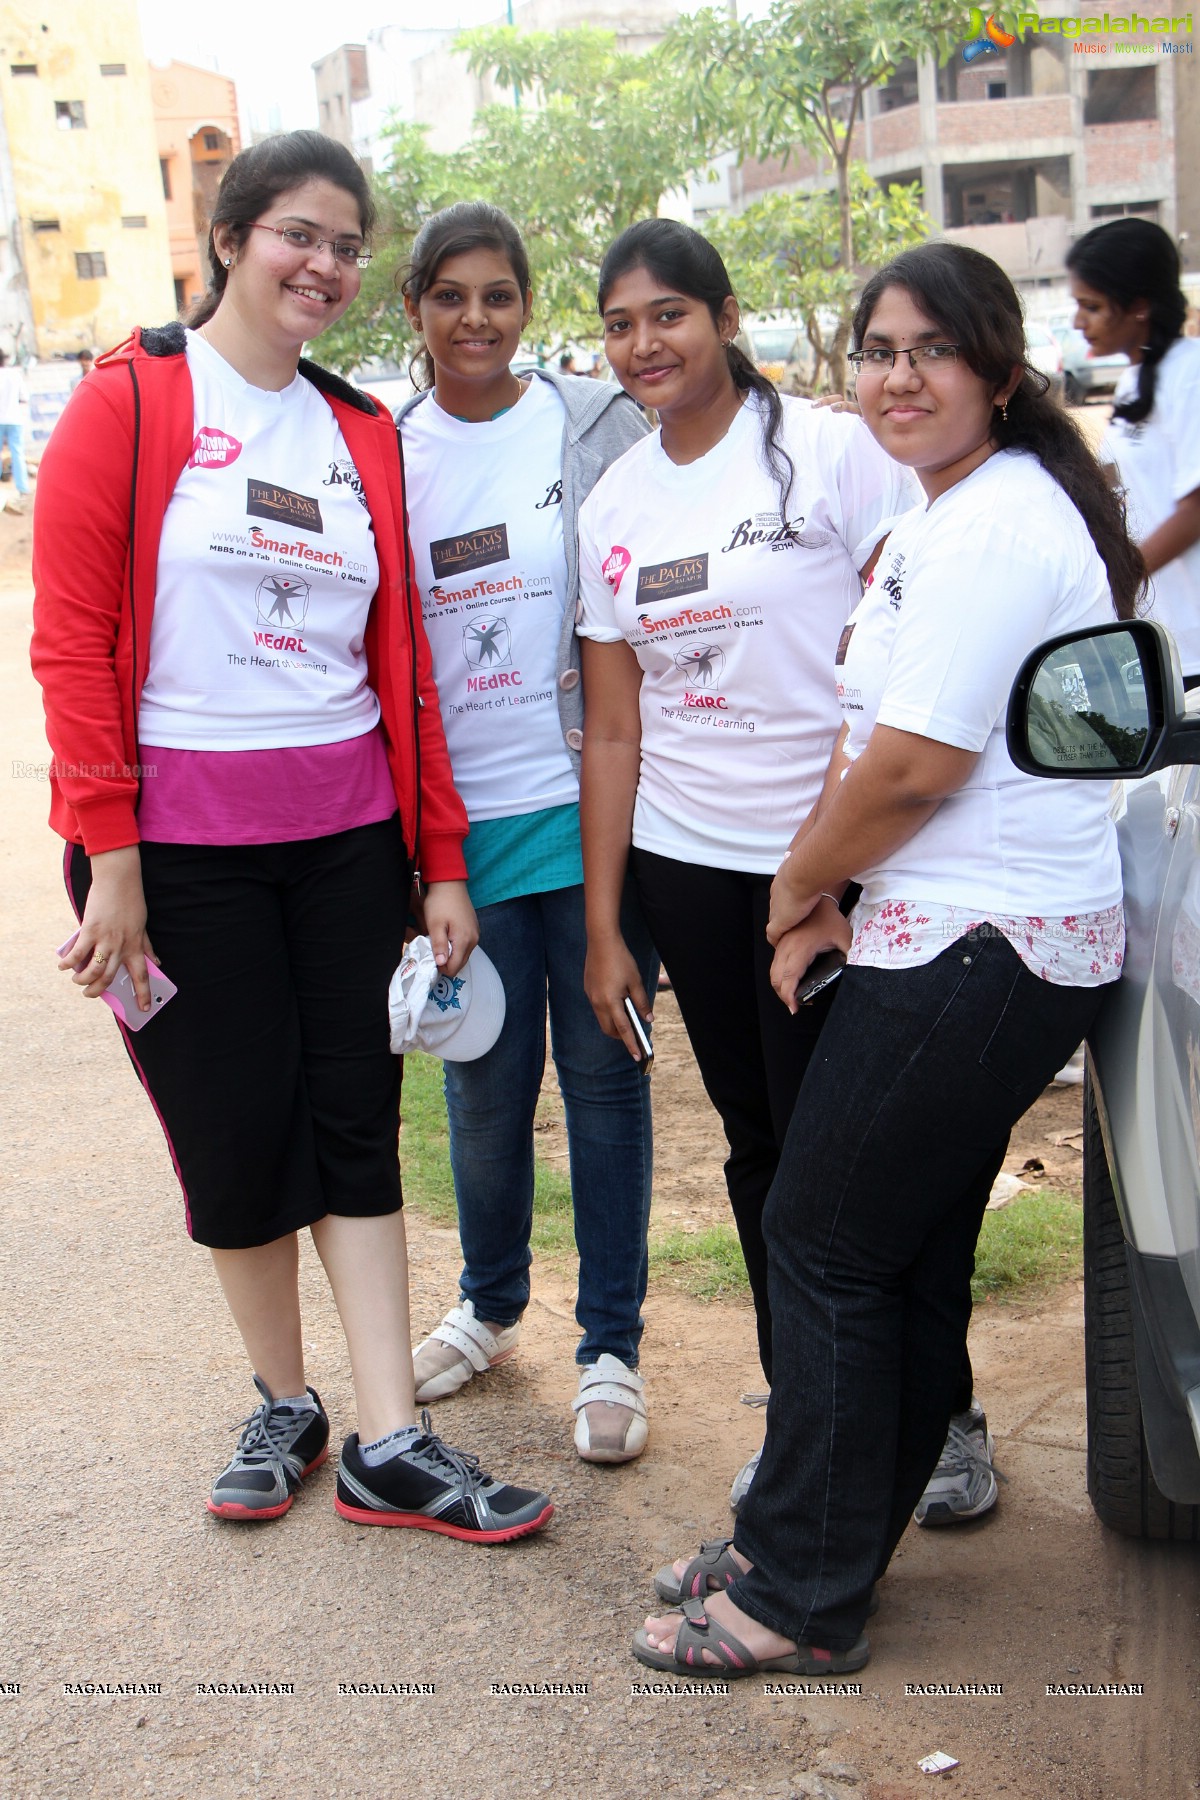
left=2, top=521, right=1197, bottom=1799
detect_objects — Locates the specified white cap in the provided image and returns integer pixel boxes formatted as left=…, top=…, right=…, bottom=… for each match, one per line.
left=388, top=935, right=506, bottom=1062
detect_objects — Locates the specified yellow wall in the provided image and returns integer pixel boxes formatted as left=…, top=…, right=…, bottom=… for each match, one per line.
left=0, top=0, right=176, bottom=355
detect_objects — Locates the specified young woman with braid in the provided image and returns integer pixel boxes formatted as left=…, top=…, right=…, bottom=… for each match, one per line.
left=1068, top=219, right=1200, bottom=671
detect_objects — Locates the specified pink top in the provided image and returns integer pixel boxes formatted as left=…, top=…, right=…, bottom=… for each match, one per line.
left=136, top=728, right=398, bottom=846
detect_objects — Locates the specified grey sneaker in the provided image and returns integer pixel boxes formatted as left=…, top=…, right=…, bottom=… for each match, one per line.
left=729, top=1446, right=762, bottom=1514
left=914, top=1399, right=998, bottom=1527
left=335, top=1416, right=553, bottom=1543
left=207, top=1375, right=330, bottom=1521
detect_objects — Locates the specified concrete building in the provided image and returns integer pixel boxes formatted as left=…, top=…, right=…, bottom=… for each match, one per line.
left=313, top=42, right=368, bottom=154
left=728, top=13, right=1200, bottom=290
left=0, top=0, right=175, bottom=356
left=314, top=1, right=680, bottom=166
left=151, top=61, right=240, bottom=317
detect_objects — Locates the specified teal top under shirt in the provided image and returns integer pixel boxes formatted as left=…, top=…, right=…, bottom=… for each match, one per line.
left=463, top=802, right=584, bottom=910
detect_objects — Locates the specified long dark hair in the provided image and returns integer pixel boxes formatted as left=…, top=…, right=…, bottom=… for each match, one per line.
left=853, top=242, right=1145, bottom=621
left=186, top=130, right=376, bottom=329
left=597, top=219, right=796, bottom=518
left=401, top=201, right=531, bottom=392
left=1066, top=219, right=1187, bottom=426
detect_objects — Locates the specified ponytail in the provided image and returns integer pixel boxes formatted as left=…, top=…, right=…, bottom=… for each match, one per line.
left=1066, top=219, right=1186, bottom=427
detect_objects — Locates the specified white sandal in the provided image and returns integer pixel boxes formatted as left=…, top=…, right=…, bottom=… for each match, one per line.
left=572, top=1354, right=648, bottom=1464
left=412, top=1299, right=521, bottom=1403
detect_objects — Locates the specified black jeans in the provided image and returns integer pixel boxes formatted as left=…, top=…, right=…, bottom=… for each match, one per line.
left=728, top=932, right=1107, bottom=1651
left=632, top=848, right=836, bottom=1381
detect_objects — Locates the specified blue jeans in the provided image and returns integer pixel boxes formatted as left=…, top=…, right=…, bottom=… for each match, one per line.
left=442, top=882, right=657, bottom=1366
left=0, top=421, right=28, bottom=494
left=729, top=933, right=1107, bottom=1650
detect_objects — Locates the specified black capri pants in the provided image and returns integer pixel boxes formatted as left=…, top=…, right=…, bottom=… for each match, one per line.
left=66, top=816, right=411, bottom=1250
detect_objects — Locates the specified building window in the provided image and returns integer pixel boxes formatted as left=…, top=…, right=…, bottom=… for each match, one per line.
left=159, top=158, right=172, bottom=201
left=99, top=63, right=127, bottom=76
left=55, top=99, right=86, bottom=129
left=203, top=131, right=220, bottom=151
left=31, top=217, right=60, bottom=232
left=121, top=215, right=147, bottom=229
left=75, top=251, right=107, bottom=280
left=1084, top=68, right=1157, bottom=126
left=10, top=64, right=37, bottom=76
left=987, top=81, right=1007, bottom=100
left=1090, top=199, right=1161, bottom=222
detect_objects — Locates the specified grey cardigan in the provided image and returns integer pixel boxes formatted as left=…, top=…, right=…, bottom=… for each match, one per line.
left=395, top=368, right=649, bottom=774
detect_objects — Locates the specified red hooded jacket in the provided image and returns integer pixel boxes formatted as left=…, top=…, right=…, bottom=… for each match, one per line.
left=30, top=323, right=467, bottom=881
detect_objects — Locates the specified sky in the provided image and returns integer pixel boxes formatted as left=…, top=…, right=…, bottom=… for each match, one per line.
left=137, top=0, right=506, bottom=138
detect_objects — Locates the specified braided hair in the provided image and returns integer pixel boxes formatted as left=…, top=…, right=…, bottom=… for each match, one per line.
left=1066, top=219, right=1187, bottom=427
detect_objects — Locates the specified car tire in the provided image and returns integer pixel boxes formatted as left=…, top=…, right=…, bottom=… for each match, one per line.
left=1064, top=373, right=1086, bottom=406
left=1083, top=1077, right=1200, bottom=1540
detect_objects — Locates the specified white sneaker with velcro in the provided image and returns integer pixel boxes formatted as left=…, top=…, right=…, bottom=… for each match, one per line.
left=571, top=1354, right=648, bottom=1464
left=412, top=1299, right=521, bottom=1403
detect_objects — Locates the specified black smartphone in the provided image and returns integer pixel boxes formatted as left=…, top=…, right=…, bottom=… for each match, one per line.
left=623, top=995, right=654, bottom=1076
left=794, top=948, right=846, bottom=1006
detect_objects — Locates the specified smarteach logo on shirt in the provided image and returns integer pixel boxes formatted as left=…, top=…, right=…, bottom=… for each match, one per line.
left=635, top=554, right=709, bottom=605
left=430, top=523, right=510, bottom=580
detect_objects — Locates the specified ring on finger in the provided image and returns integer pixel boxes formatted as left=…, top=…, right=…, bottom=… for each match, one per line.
left=92, top=950, right=108, bottom=966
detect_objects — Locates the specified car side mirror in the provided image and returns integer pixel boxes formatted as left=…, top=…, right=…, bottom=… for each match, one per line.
left=1007, top=619, right=1189, bottom=780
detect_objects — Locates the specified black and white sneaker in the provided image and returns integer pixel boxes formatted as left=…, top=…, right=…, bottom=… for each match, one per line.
left=335, top=1418, right=553, bottom=1543
left=207, top=1375, right=330, bottom=1521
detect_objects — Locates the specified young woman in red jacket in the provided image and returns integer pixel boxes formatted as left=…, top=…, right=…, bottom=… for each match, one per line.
left=31, top=131, right=551, bottom=1543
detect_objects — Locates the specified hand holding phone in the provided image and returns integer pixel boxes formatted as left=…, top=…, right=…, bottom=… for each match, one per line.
left=622, top=995, right=654, bottom=1076
left=57, top=932, right=178, bottom=1031
left=793, top=948, right=846, bottom=1006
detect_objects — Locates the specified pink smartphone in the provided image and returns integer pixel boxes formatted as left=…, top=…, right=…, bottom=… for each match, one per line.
left=57, top=933, right=178, bottom=1032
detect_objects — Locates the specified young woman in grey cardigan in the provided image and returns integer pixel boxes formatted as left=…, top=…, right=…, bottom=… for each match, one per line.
left=395, top=202, right=658, bottom=1462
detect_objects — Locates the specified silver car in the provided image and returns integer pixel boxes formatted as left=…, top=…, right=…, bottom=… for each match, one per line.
left=1008, top=620, right=1200, bottom=1540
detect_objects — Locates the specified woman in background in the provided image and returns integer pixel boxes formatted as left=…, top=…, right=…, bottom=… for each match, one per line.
left=1068, top=217, right=1200, bottom=671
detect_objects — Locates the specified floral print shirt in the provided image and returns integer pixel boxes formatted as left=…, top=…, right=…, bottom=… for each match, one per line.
left=849, top=898, right=1125, bottom=987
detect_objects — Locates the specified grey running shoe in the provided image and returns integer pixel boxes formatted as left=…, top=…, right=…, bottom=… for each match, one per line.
left=335, top=1414, right=552, bottom=1543
left=914, top=1399, right=998, bottom=1527
left=729, top=1446, right=762, bottom=1514
left=207, top=1375, right=330, bottom=1521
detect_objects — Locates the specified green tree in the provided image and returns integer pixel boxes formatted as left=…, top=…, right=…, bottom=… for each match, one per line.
left=453, top=24, right=715, bottom=348
left=709, top=166, right=931, bottom=393
left=665, top=0, right=974, bottom=383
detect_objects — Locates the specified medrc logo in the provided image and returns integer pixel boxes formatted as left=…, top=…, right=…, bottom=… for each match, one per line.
left=430, top=524, right=509, bottom=580
left=635, top=554, right=709, bottom=605
left=965, top=6, right=1192, bottom=56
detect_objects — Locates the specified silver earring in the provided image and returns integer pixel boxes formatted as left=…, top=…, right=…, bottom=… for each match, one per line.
left=223, top=257, right=231, bottom=267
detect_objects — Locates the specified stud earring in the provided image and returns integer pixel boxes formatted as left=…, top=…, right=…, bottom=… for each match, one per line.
left=223, top=257, right=231, bottom=267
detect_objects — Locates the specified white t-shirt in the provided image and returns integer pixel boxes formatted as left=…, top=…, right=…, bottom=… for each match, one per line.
left=838, top=449, right=1122, bottom=915
left=401, top=377, right=577, bottom=822
left=577, top=393, right=919, bottom=873
left=139, top=331, right=381, bottom=750
left=1103, top=336, right=1200, bottom=672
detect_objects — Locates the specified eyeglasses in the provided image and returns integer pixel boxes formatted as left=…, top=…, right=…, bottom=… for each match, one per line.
left=848, top=344, right=960, bottom=374
left=248, top=222, right=372, bottom=269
